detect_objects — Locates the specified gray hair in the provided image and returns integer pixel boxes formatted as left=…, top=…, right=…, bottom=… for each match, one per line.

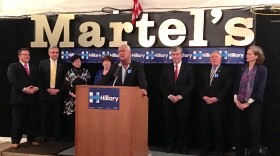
left=171, top=46, right=183, bottom=53
left=48, top=45, right=59, bottom=52
left=210, top=51, right=222, bottom=58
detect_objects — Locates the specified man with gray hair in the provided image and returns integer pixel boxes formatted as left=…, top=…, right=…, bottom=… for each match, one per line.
left=198, top=51, right=232, bottom=156
left=97, top=44, right=147, bottom=96
left=159, top=46, right=195, bottom=154
left=38, top=46, right=67, bottom=142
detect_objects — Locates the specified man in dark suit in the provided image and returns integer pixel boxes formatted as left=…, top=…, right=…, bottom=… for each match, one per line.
left=7, top=48, right=40, bottom=149
left=38, top=46, right=67, bottom=142
left=96, top=44, right=147, bottom=95
left=198, top=51, right=231, bottom=156
left=159, top=46, right=195, bottom=154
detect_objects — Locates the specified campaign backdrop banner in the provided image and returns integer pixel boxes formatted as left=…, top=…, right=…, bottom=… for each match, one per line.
left=61, top=47, right=245, bottom=64
left=88, top=88, right=120, bottom=110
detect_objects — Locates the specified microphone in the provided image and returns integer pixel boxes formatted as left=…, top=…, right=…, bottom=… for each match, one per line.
left=113, top=63, right=121, bottom=86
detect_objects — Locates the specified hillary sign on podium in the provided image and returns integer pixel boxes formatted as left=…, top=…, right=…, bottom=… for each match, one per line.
left=88, top=88, right=120, bottom=110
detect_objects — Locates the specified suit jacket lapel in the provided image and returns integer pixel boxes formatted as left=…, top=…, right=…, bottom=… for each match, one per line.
left=45, top=60, right=51, bottom=85
left=206, top=66, right=211, bottom=83
left=29, top=64, right=34, bottom=77
left=177, top=63, right=185, bottom=79
left=18, top=62, right=30, bottom=77
left=211, top=65, right=222, bottom=85
left=123, top=61, right=133, bottom=85
left=56, top=60, right=62, bottom=81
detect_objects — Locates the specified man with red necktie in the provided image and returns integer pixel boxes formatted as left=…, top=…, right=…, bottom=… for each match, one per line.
left=159, top=46, right=195, bottom=154
left=7, top=48, right=40, bottom=149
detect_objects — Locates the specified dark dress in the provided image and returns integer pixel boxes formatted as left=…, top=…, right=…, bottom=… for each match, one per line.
left=64, top=67, right=91, bottom=115
left=63, top=67, right=91, bottom=141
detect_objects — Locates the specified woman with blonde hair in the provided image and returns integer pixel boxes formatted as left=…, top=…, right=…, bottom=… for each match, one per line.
left=233, top=46, right=267, bottom=156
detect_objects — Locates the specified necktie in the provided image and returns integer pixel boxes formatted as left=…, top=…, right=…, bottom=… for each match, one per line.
left=24, top=63, right=30, bottom=76
left=209, top=67, right=216, bottom=86
left=50, top=60, right=57, bottom=88
left=174, top=64, right=178, bottom=82
left=210, top=67, right=216, bottom=76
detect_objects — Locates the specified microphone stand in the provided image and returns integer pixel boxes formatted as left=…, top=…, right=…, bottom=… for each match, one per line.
left=113, top=75, right=118, bottom=86
left=112, top=64, right=121, bottom=86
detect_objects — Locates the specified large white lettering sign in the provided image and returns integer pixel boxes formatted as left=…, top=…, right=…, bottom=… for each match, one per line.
left=30, top=9, right=255, bottom=48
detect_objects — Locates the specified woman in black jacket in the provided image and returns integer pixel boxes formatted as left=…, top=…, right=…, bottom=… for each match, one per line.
left=233, top=46, right=267, bottom=156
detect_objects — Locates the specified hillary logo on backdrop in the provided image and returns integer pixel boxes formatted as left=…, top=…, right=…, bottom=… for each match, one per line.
left=89, top=88, right=120, bottom=110
left=61, top=47, right=245, bottom=64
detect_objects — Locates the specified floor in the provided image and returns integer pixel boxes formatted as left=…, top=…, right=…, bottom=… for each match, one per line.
left=1, top=137, right=235, bottom=156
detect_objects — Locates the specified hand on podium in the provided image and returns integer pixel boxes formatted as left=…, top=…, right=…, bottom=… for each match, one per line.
left=140, top=89, right=147, bottom=96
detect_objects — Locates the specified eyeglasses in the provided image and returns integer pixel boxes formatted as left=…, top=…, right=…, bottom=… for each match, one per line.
left=19, top=54, right=30, bottom=56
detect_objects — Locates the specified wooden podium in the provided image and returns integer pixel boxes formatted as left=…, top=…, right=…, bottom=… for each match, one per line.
left=75, top=86, right=148, bottom=156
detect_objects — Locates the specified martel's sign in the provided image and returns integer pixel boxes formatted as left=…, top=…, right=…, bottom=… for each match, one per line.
left=30, top=9, right=255, bottom=48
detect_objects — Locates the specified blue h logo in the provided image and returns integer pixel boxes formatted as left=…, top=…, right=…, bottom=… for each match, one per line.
left=61, top=51, right=69, bottom=59
left=220, top=51, right=228, bottom=59
left=89, top=92, right=100, bottom=103
left=145, top=51, right=154, bottom=59
left=168, top=51, right=172, bottom=59
left=192, top=51, right=202, bottom=59
left=81, top=51, right=89, bottom=59
left=102, top=51, right=110, bottom=57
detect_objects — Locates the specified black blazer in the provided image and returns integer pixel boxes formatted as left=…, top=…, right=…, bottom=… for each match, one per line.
left=198, top=65, right=232, bottom=101
left=159, top=63, right=195, bottom=99
left=7, top=62, right=39, bottom=105
left=38, top=59, right=67, bottom=100
left=234, top=65, right=267, bottom=102
left=96, top=60, right=147, bottom=90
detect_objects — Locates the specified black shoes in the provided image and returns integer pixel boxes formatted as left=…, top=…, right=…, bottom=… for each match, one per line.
left=165, top=146, right=188, bottom=154
left=216, top=151, right=224, bottom=156
left=165, top=146, right=175, bottom=153
left=177, top=147, right=188, bottom=154
left=199, top=147, right=209, bottom=156
left=199, top=150, right=224, bottom=156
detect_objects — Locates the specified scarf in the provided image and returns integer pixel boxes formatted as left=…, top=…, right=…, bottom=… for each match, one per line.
left=237, top=66, right=257, bottom=103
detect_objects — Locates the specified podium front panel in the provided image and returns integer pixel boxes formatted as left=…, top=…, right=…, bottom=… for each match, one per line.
left=75, top=86, right=148, bottom=156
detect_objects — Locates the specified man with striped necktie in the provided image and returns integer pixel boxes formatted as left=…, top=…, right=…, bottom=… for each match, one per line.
left=198, top=51, right=232, bottom=156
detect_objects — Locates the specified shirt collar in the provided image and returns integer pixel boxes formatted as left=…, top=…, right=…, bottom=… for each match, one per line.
left=174, top=61, right=182, bottom=67
left=19, top=61, right=28, bottom=66
left=50, top=58, right=57, bottom=63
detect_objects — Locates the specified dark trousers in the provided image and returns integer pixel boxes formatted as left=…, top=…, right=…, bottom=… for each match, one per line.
left=235, top=102, right=261, bottom=156
left=41, top=96, right=62, bottom=139
left=11, top=103, right=38, bottom=144
left=163, top=98, right=190, bottom=149
left=200, top=101, right=225, bottom=152
left=65, top=114, right=75, bottom=141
